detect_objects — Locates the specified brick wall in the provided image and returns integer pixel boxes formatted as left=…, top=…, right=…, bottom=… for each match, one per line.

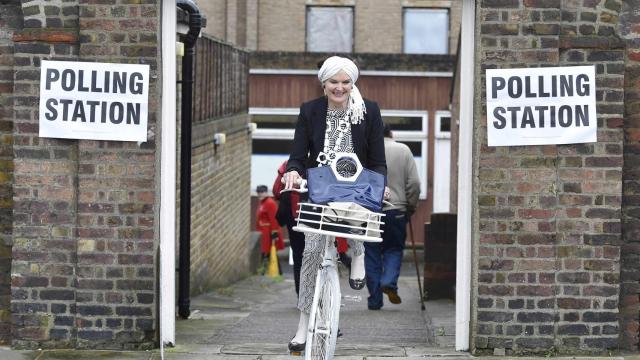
left=257, top=0, right=306, bottom=51
left=224, top=0, right=238, bottom=45
left=10, top=0, right=161, bottom=350
left=198, top=0, right=252, bottom=49
left=0, top=0, right=22, bottom=346
left=620, top=0, right=640, bottom=351
left=75, top=1, right=159, bottom=350
left=246, top=0, right=258, bottom=50
left=198, top=0, right=226, bottom=40
left=189, top=115, right=251, bottom=294
left=11, top=0, right=81, bottom=349
left=354, top=0, right=401, bottom=53
left=179, top=35, right=251, bottom=296
left=474, top=0, right=625, bottom=355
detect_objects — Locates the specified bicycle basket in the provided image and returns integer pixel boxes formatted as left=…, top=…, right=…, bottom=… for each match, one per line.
left=306, top=153, right=386, bottom=212
left=293, top=202, right=384, bottom=242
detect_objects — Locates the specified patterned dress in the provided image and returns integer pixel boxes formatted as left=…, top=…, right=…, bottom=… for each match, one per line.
left=297, top=108, right=365, bottom=313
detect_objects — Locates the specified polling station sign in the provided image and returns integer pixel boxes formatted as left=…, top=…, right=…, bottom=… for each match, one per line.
left=486, top=65, right=597, bottom=146
left=39, top=60, right=149, bottom=142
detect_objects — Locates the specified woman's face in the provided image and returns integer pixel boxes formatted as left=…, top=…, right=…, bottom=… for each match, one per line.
left=324, top=70, right=353, bottom=108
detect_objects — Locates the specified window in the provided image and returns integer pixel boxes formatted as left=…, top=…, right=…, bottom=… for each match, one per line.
left=403, top=8, right=449, bottom=54
left=249, top=108, right=298, bottom=194
left=381, top=110, right=428, bottom=199
left=436, top=112, right=451, bottom=138
left=433, top=111, right=452, bottom=212
left=306, top=6, right=353, bottom=52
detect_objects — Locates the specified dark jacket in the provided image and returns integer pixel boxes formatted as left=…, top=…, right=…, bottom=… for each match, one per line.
left=286, top=96, right=387, bottom=177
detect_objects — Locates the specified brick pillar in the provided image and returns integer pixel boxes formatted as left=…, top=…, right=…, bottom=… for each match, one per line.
left=620, top=0, right=640, bottom=351
left=475, top=0, right=624, bottom=355
left=0, top=0, right=23, bottom=345
left=9, top=0, right=160, bottom=350
left=10, top=0, right=80, bottom=349
left=74, top=2, right=159, bottom=350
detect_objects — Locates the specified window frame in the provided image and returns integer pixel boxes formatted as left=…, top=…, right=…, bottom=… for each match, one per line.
left=381, top=109, right=429, bottom=199
left=435, top=110, right=452, bottom=139
left=402, top=7, right=450, bottom=55
left=305, top=5, right=355, bottom=53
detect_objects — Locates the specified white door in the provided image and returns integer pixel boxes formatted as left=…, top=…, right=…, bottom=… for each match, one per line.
left=433, top=112, right=451, bottom=213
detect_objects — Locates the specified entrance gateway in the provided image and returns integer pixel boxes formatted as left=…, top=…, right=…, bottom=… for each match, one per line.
left=158, top=0, right=476, bottom=351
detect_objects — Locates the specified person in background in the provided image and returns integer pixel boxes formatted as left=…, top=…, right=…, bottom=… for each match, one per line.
left=256, top=185, right=284, bottom=274
left=364, top=123, right=420, bottom=310
left=282, top=56, right=386, bottom=351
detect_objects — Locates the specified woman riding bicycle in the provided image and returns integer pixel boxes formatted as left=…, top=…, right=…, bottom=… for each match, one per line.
left=282, top=56, right=387, bottom=352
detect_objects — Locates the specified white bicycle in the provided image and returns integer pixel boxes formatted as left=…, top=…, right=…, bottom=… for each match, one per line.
left=285, top=153, right=385, bottom=360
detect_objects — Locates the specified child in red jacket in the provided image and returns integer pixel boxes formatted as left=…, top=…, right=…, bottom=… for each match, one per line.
left=256, top=185, right=284, bottom=273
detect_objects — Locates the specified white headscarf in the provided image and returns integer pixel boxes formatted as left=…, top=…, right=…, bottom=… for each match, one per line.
left=318, top=56, right=366, bottom=125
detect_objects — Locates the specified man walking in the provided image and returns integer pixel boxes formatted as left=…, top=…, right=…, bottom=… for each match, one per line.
left=364, top=124, right=420, bottom=310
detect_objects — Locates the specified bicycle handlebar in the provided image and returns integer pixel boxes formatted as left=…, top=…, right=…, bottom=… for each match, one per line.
left=280, top=179, right=308, bottom=194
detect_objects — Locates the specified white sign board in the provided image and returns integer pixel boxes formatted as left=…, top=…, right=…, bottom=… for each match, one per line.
left=39, top=60, right=149, bottom=142
left=486, top=65, right=597, bottom=146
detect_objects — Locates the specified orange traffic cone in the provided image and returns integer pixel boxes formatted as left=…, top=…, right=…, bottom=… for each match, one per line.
left=266, top=240, right=280, bottom=278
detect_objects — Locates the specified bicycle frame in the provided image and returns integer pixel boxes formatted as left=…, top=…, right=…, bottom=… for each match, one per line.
left=304, top=235, right=340, bottom=360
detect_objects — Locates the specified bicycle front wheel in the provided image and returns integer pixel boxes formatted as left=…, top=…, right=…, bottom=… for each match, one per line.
left=305, top=266, right=341, bottom=360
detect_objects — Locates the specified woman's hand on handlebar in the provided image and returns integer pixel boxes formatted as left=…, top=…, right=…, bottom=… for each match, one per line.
left=283, top=170, right=302, bottom=190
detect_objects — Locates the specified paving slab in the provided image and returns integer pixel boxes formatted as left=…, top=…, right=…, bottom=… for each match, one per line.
left=333, top=344, right=406, bottom=357
left=38, top=350, right=153, bottom=360
left=152, top=354, right=258, bottom=360
left=0, top=347, right=39, bottom=360
left=168, top=257, right=453, bottom=359
left=162, top=343, right=222, bottom=354
left=262, top=355, right=364, bottom=360
left=368, top=357, right=463, bottom=360
left=480, top=358, right=628, bottom=360
left=221, top=343, right=291, bottom=355
left=404, top=346, right=472, bottom=357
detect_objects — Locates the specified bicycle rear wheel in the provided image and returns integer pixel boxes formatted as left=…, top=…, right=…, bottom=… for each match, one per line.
left=305, top=266, right=341, bottom=360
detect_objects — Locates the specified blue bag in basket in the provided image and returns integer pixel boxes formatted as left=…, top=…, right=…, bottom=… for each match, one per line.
left=306, top=155, right=386, bottom=212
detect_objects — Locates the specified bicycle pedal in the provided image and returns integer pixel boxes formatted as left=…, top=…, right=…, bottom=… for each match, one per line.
left=289, top=350, right=303, bottom=356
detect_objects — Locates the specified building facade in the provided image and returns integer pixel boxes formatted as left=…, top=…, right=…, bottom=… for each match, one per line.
left=199, top=0, right=461, bottom=55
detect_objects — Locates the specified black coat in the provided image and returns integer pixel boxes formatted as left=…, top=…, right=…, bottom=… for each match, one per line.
left=286, top=96, right=387, bottom=177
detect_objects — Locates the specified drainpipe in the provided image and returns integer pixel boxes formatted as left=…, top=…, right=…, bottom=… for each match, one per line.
left=177, top=0, right=202, bottom=320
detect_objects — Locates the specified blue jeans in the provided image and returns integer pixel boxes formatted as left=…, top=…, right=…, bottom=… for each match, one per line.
left=364, top=209, right=407, bottom=309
